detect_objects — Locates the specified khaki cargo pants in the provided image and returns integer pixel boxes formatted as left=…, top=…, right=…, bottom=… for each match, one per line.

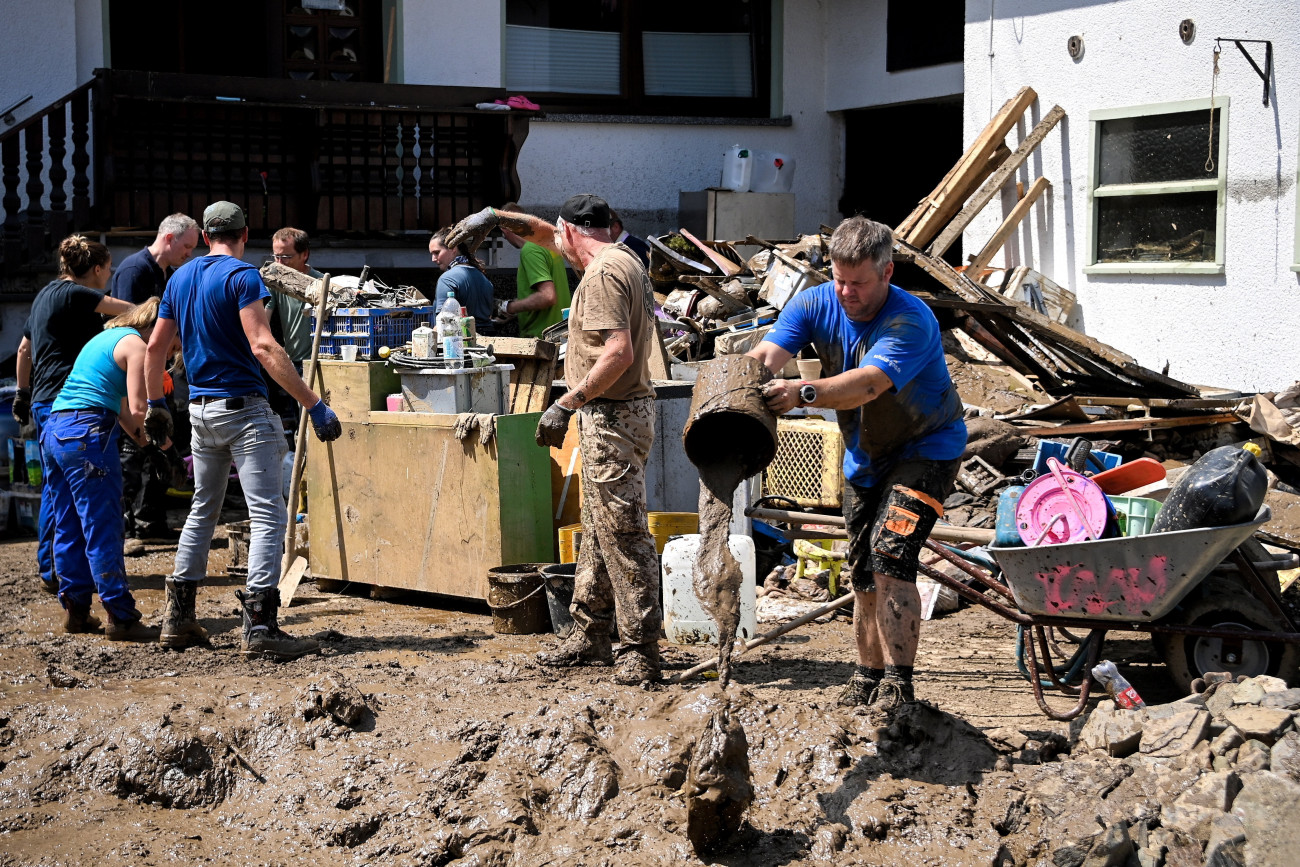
left=571, top=396, right=661, bottom=649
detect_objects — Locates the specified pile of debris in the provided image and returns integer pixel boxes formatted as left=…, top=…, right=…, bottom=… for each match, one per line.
left=1039, top=674, right=1300, bottom=866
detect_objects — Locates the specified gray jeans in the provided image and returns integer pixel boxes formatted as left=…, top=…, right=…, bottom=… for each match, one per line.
left=173, top=396, right=287, bottom=592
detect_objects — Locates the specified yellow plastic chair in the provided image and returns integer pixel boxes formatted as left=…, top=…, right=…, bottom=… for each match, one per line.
left=792, top=538, right=846, bottom=596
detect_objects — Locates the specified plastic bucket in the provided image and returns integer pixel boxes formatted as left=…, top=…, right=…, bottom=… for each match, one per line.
left=486, top=564, right=551, bottom=634
left=648, top=512, right=699, bottom=555
left=540, top=563, right=577, bottom=638
left=683, top=356, right=778, bottom=483
left=558, top=523, right=583, bottom=564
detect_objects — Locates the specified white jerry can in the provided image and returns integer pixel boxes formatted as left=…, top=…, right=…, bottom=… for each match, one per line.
left=661, top=534, right=757, bottom=646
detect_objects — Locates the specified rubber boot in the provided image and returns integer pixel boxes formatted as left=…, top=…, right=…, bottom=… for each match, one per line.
left=237, top=588, right=320, bottom=662
left=612, top=642, right=661, bottom=685
left=106, top=610, right=161, bottom=642
left=62, top=604, right=102, bottom=634
left=159, top=578, right=209, bottom=649
left=536, top=624, right=614, bottom=667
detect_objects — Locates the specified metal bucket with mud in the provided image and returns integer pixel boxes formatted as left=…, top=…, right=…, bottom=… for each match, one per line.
left=682, top=355, right=778, bottom=482
left=539, top=563, right=577, bottom=638
left=486, top=564, right=551, bottom=635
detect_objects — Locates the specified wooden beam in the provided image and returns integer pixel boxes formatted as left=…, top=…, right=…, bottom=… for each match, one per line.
left=1017, top=412, right=1241, bottom=437
left=966, top=176, right=1051, bottom=277
left=901, top=87, right=1037, bottom=248
left=928, top=105, right=1066, bottom=258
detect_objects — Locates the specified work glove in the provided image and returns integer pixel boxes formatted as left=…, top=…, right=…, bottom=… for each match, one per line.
left=11, top=388, right=30, bottom=425
left=534, top=401, right=575, bottom=449
left=308, top=399, right=343, bottom=442
left=445, top=207, right=500, bottom=254
left=144, top=399, right=173, bottom=447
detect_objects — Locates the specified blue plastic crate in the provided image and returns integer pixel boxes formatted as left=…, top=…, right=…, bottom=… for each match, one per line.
left=312, top=306, right=437, bottom=360
left=1032, top=440, right=1121, bottom=476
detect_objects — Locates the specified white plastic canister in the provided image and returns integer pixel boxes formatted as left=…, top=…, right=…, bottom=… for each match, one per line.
left=720, top=145, right=752, bottom=192
left=749, top=151, right=795, bottom=193
left=661, top=534, right=757, bottom=646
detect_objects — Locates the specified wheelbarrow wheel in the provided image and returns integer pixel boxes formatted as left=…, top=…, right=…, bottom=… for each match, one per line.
left=1155, top=579, right=1300, bottom=694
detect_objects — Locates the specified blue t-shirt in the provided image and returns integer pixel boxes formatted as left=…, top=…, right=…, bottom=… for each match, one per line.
left=765, top=282, right=966, bottom=487
left=53, top=327, right=141, bottom=414
left=434, top=264, right=495, bottom=333
left=159, top=255, right=271, bottom=399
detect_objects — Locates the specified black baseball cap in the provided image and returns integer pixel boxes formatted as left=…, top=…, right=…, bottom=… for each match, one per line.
left=558, top=194, right=611, bottom=229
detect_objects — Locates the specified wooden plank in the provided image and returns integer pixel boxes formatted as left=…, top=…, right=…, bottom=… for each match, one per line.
left=902, top=87, right=1037, bottom=248
left=315, top=360, right=402, bottom=421
left=1016, top=412, right=1241, bottom=437
left=279, top=556, right=309, bottom=607
left=487, top=336, right=558, bottom=362
left=1072, top=396, right=1245, bottom=410
left=679, top=227, right=743, bottom=277
left=966, top=176, right=1051, bottom=277
left=928, top=105, right=1067, bottom=257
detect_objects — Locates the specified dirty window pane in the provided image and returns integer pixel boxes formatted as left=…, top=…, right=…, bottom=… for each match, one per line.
left=1095, top=192, right=1217, bottom=263
left=643, top=32, right=753, bottom=97
left=1098, top=109, right=1220, bottom=185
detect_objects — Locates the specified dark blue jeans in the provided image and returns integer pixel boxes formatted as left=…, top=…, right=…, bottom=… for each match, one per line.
left=31, top=401, right=56, bottom=589
left=42, top=408, right=137, bottom=620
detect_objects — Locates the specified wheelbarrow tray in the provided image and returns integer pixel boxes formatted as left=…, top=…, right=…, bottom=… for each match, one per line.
left=988, top=506, right=1272, bottom=622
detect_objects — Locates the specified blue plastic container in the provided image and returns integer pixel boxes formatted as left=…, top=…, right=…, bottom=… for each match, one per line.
left=311, top=306, right=438, bottom=359
left=1031, top=440, right=1121, bottom=477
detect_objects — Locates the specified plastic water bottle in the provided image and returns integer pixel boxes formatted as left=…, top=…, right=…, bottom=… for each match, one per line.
left=1092, top=660, right=1146, bottom=709
left=437, top=292, right=464, bottom=362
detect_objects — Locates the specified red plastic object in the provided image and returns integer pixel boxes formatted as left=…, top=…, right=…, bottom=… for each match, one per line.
left=1016, top=458, right=1110, bottom=546
left=1091, top=458, right=1166, bottom=495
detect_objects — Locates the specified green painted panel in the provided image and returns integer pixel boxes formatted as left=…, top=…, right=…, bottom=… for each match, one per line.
left=495, top=412, right=553, bottom=565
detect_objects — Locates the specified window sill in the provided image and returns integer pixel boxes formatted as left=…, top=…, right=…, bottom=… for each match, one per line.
left=1291, top=264, right=1300, bottom=273
left=534, top=113, right=792, bottom=127
left=1084, top=262, right=1225, bottom=276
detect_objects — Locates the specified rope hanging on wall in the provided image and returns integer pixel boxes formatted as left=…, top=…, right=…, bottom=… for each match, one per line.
left=1205, top=46, right=1220, bottom=174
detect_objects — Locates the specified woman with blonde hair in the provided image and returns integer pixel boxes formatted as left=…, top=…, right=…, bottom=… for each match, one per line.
left=14, top=235, right=132, bottom=595
left=43, top=297, right=169, bottom=640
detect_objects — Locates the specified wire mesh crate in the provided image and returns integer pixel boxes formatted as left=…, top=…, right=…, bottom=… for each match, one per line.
left=311, top=306, right=437, bottom=359
left=763, top=417, right=845, bottom=508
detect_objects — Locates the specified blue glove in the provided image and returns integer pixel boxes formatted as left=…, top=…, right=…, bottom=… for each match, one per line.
left=308, top=399, right=342, bottom=442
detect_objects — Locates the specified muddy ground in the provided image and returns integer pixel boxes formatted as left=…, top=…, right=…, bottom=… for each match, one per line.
left=0, top=527, right=1190, bottom=866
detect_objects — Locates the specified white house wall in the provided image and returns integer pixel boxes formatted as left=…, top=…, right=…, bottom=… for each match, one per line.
left=963, top=0, right=1300, bottom=392
left=824, top=0, right=962, bottom=112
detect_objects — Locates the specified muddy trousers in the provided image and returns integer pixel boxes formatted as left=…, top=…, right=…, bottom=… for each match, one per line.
left=173, top=397, right=288, bottom=593
left=570, top=397, right=662, bottom=648
left=42, top=408, right=138, bottom=621
left=31, top=401, right=56, bottom=588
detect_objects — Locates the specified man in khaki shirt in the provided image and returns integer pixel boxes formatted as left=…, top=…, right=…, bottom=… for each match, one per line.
left=449, top=194, right=662, bottom=684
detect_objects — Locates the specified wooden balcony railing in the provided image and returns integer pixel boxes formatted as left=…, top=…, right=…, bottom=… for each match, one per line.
left=1, top=69, right=531, bottom=277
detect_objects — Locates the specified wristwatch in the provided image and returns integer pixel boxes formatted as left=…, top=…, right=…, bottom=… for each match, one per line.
left=798, top=381, right=817, bottom=407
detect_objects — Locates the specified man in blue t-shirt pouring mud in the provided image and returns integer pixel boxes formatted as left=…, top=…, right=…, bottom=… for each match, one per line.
left=747, top=216, right=966, bottom=724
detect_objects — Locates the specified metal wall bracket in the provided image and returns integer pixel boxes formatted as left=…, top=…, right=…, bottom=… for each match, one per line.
left=1216, top=38, right=1273, bottom=106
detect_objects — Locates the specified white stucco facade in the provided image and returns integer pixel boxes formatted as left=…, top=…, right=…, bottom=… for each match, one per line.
left=0, top=0, right=103, bottom=129
left=823, top=0, right=962, bottom=112
left=962, top=0, right=1300, bottom=392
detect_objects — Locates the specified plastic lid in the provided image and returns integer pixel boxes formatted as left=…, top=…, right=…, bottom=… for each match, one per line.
left=1243, top=442, right=1262, bottom=457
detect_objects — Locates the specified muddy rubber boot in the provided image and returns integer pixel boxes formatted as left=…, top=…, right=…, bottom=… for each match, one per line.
left=106, top=610, right=161, bottom=642
left=536, top=625, right=614, bottom=668
left=837, top=669, right=879, bottom=708
left=237, top=588, right=320, bottom=662
left=612, top=643, right=661, bottom=685
left=62, top=604, right=102, bottom=634
left=866, top=676, right=914, bottom=725
left=159, top=578, right=209, bottom=649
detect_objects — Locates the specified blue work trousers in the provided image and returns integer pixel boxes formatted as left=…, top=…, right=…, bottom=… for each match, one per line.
left=31, top=400, right=56, bottom=588
left=174, top=396, right=287, bottom=592
left=42, top=408, right=137, bottom=620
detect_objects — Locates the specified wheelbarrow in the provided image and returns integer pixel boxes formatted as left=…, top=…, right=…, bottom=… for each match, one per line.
left=746, top=504, right=1300, bottom=721
left=917, top=505, right=1300, bottom=720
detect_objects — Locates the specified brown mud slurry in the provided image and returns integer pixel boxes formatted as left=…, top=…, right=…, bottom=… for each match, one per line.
left=694, top=463, right=745, bottom=686
left=0, top=532, right=1186, bottom=866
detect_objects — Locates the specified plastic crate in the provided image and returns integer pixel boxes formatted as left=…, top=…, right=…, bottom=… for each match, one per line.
left=1108, top=495, right=1162, bottom=537
left=312, top=306, right=437, bottom=360
left=1032, top=439, right=1121, bottom=476
left=763, top=417, right=844, bottom=508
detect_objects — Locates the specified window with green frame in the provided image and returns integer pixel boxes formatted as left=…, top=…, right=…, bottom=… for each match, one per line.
left=1086, top=97, right=1229, bottom=275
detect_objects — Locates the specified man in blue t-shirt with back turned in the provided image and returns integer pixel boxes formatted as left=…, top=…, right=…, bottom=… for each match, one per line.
left=748, top=215, right=966, bottom=724
left=143, top=201, right=343, bottom=662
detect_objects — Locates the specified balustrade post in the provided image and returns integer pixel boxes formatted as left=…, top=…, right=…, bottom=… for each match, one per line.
left=24, top=124, right=47, bottom=259
left=2, top=137, right=22, bottom=272
left=47, top=106, right=69, bottom=243
left=70, top=90, right=90, bottom=228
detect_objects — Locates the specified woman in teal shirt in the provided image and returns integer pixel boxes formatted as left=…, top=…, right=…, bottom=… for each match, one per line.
left=44, top=298, right=168, bottom=640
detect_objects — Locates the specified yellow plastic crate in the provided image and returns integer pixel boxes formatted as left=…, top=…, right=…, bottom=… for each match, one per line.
left=763, top=417, right=845, bottom=508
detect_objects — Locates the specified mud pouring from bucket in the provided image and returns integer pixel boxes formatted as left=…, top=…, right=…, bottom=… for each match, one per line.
left=679, top=355, right=776, bottom=857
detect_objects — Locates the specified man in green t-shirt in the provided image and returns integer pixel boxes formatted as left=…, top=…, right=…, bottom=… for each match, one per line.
left=494, top=203, right=571, bottom=337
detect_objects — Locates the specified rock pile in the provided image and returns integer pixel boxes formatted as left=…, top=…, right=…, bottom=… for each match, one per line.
left=1049, top=674, right=1300, bottom=867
